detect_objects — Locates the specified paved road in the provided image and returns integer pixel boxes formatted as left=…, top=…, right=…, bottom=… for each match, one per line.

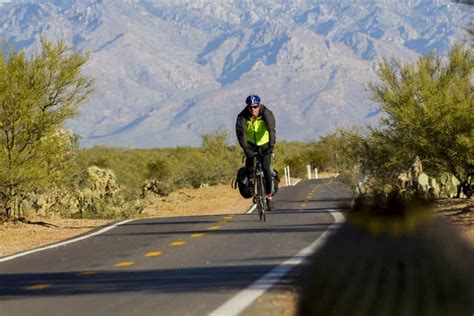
left=0, top=178, right=351, bottom=316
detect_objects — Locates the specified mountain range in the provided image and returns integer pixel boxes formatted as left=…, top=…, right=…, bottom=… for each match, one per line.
left=0, top=0, right=472, bottom=147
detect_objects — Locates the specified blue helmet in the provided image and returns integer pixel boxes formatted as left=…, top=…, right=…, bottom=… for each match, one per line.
left=245, top=95, right=261, bottom=106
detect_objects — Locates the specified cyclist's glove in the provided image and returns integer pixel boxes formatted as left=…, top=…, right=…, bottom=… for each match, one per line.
left=262, top=145, right=274, bottom=155
left=244, top=146, right=255, bottom=158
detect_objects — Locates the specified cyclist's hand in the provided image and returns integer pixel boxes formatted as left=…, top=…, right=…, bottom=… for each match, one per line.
left=244, top=146, right=255, bottom=158
left=262, top=146, right=273, bottom=155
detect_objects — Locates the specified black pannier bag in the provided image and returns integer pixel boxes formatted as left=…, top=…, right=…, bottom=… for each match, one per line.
left=233, top=167, right=279, bottom=199
left=233, top=166, right=253, bottom=199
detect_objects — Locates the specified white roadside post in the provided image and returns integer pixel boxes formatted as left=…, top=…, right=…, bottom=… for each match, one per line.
left=307, top=164, right=312, bottom=179
left=284, top=167, right=288, bottom=186
left=287, top=166, right=291, bottom=186
left=315, top=168, right=318, bottom=179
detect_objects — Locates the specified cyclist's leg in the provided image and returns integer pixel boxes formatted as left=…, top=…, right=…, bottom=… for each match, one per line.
left=261, top=153, right=274, bottom=212
left=261, top=153, right=273, bottom=196
left=244, top=143, right=258, bottom=179
left=245, top=154, right=254, bottom=186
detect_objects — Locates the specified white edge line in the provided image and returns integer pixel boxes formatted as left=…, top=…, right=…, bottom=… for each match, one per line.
left=292, top=179, right=301, bottom=186
left=208, top=209, right=345, bottom=316
left=0, top=218, right=136, bottom=262
left=246, top=204, right=257, bottom=214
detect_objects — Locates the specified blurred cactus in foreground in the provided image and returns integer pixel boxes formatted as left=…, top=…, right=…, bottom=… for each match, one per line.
left=298, top=195, right=474, bottom=316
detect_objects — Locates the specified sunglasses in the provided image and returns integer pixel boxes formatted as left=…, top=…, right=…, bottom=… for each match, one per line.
left=249, top=104, right=260, bottom=108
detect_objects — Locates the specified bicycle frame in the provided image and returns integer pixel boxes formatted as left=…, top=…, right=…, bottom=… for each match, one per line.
left=252, top=155, right=267, bottom=222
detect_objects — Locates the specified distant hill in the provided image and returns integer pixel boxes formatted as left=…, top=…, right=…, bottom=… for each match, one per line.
left=0, top=0, right=472, bottom=147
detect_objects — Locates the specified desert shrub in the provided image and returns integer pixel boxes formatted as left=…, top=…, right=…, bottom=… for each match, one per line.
left=141, top=179, right=172, bottom=197
left=366, top=43, right=474, bottom=195
left=276, top=128, right=364, bottom=179
left=0, top=38, right=93, bottom=219
left=146, top=159, right=172, bottom=182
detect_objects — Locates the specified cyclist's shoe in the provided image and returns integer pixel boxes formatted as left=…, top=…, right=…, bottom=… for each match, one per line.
left=266, top=197, right=273, bottom=212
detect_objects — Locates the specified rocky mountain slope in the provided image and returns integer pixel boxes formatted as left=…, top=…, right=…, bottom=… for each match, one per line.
left=0, top=0, right=472, bottom=147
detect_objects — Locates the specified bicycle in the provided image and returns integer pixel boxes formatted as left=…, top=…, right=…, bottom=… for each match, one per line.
left=251, top=153, right=269, bottom=222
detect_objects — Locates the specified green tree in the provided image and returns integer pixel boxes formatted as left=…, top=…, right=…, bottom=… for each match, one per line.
left=367, top=43, right=474, bottom=193
left=197, top=129, right=240, bottom=186
left=0, top=38, right=93, bottom=218
left=281, top=129, right=363, bottom=178
left=318, top=128, right=364, bottom=173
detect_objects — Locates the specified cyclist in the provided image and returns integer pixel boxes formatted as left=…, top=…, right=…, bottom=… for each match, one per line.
left=235, top=95, right=276, bottom=208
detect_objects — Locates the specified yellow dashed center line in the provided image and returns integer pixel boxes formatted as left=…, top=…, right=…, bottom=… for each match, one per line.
left=301, top=203, right=307, bottom=208
left=108, top=217, right=233, bottom=268
left=170, top=241, right=186, bottom=246
left=24, top=284, right=50, bottom=290
left=78, top=271, right=96, bottom=276
left=115, top=261, right=134, bottom=267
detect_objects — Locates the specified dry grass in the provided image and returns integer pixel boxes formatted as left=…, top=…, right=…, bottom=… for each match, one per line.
left=142, top=184, right=252, bottom=218
left=0, top=184, right=252, bottom=257
left=0, top=217, right=112, bottom=257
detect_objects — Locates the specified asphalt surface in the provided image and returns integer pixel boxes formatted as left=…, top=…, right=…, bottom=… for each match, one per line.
left=0, top=178, right=352, bottom=316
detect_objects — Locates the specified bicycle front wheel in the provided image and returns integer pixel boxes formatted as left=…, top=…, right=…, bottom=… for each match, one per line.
left=255, top=175, right=265, bottom=222
left=258, top=178, right=266, bottom=222
left=257, top=197, right=266, bottom=221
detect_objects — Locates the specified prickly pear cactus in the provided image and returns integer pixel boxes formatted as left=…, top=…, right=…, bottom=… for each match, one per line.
left=429, top=177, right=439, bottom=197
left=417, top=172, right=429, bottom=187
left=416, top=172, right=430, bottom=195
left=439, top=172, right=450, bottom=186
left=438, top=174, right=461, bottom=198
left=397, top=172, right=410, bottom=188
left=446, top=176, right=458, bottom=198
